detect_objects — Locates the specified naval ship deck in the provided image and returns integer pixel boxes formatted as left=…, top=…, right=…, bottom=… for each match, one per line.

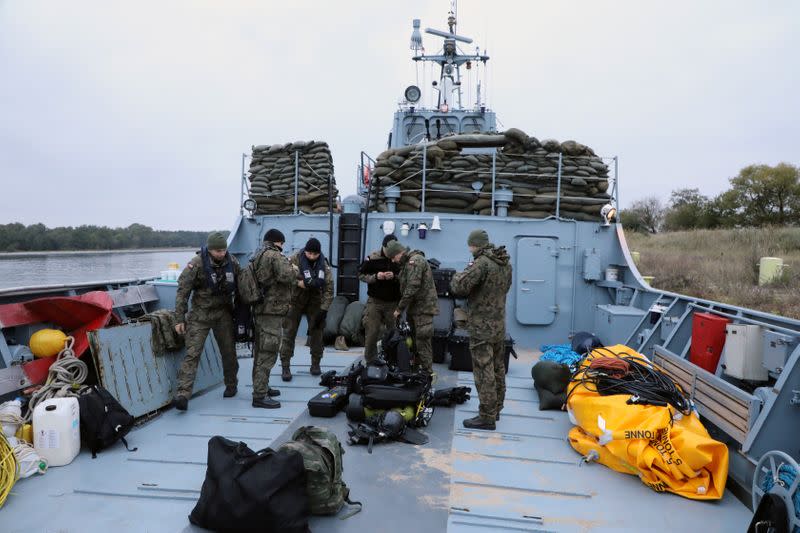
left=3, top=341, right=751, bottom=532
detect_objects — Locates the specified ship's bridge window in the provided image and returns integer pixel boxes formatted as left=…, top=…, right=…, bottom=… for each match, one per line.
left=403, top=117, right=427, bottom=145
left=429, top=116, right=459, bottom=138
left=461, top=116, right=486, bottom=134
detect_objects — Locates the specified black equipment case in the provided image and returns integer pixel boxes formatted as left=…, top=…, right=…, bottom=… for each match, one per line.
left=307, top=386, right=349, bottom=417
left=432, top=329, right=450, bottom=364
left=448, top=329, right=517, bottom=374
left=431, top=268, right=457, bottom=297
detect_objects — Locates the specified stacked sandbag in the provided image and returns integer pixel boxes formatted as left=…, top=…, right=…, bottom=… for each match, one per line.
left=248, top=140, right=339, bottom=215
left=369, top=128, right=611, bottom=221
left=323, top=295, right=350, bottom=345
left=532, top=360, right=571, bottom=410
left=339, top=301, right=366, bottom=347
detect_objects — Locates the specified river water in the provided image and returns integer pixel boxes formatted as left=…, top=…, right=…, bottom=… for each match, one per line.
left=0, top=249, right=196, bottom=289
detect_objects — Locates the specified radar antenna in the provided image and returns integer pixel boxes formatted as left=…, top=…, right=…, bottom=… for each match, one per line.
left=408, top=1, right=489, bottom=112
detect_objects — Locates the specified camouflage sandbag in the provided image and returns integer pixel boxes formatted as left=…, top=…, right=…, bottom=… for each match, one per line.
left=143, top=310, right=184, bottom=355
left=324, top=295, right=349, bottom=344
left=339, top=301, right=366, bottom=346
left=279, top=426, right=361, bottom=518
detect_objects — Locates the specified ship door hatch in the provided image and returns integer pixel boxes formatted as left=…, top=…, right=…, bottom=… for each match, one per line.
left=516, top=237, right=558, bottom=325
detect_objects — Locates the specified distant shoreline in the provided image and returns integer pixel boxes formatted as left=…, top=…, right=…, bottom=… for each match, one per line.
left=0, top=247, right=196, bottom=258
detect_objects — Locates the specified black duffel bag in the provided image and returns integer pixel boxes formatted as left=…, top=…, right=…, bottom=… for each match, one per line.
left=362, top=382, right=426, bottom=409
left=189, top=436, right=310, bottom=533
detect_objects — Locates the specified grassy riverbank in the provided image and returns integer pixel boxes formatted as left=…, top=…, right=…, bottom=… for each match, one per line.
left=627, top=227, right=800, bottom=319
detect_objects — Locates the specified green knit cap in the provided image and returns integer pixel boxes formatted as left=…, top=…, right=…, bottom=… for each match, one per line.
left=467, top=229, right=489, bottom=247
left=206, top=231, right=228, bottom=250
left=384, top=240, right=406, bottom=258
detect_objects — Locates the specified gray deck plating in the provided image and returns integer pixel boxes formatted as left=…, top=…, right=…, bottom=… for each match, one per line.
left=2, top=345, right=752, bottom=532
left=447, top=352, right=752, bottom=533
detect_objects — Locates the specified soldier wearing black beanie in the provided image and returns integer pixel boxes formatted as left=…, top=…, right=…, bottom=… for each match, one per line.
left=358, top=234, right=402, bottom=362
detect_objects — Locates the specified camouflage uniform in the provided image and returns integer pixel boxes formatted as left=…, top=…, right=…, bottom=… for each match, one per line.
left=359, top=249, right=400, bottom=362
left=250, top=243, right=297, bottom=399
left=396, top=250, right=439, bottom=373
left=174, top=252, right=241, bottom=399
left=279, top=251, right=334, bottom=367
left=450, top=244, right=512, bottom=421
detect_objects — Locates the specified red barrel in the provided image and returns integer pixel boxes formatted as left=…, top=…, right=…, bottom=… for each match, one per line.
left=690, top=312, right=731, bottom=373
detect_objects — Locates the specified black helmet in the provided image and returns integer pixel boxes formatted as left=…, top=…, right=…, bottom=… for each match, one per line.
left=571, top=331, right=603, bottom=355
left=379, top=410, right=406, bottom=438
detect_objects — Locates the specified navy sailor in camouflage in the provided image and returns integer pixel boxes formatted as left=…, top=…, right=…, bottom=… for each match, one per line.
left=385, top=240, right=439, bottom=374
left=450, top=229, right=512, bottom=430
left=172, top=231, right=240, bottom=410
left=279, top=237, right=334, bottom=379
left=249, top=228, right=298, bottom=409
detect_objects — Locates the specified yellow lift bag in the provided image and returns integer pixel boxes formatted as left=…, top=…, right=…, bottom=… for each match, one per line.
left=566, top=344, right=729, bottom=500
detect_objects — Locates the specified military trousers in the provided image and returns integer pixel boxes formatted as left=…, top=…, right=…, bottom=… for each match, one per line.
left=176, top=310, right=238, bottom=399
left=280, top=299, right=324, bottom=366
left=408, top=313, right=434, bottom=374
left=252, top=314, right=283, bottom=398
left=470, top=335, right=506, bottom=420
left=363, top=297, right=398, bottom=362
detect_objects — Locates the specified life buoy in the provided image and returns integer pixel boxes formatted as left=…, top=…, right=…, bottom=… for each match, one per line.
left=362, top=165, right=371, bottom=187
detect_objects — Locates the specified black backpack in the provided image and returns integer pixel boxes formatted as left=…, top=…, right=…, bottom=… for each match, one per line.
left=190, top=437, right=310, bottom=533
left=381, top=325, right=413, bottom=371
left=77, top=386, right=137, bottom=458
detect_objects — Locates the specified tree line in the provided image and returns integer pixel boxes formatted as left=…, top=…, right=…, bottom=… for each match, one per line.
left=0, top=223, right=228, bottom=252
left=621, top=163, right=800, bottom=233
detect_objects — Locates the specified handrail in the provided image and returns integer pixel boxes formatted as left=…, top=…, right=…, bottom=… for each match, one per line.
left=0, top=277, right=158, bottom=297
left=356, top=145, right=619, bottom=220
left=360, top=150, right=379, bottom=261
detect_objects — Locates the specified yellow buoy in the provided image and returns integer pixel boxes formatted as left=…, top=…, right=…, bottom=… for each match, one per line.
left=29, top=329, right=68, bottom=358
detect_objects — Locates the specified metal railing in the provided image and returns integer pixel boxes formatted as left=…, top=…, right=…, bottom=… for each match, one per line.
left=242, top=150, right=337, bottom=216
left=358, top=147, right=620, bottom=219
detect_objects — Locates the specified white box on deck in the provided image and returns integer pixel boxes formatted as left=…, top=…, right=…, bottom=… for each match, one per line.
left=722, top=324, right=768, bottom=381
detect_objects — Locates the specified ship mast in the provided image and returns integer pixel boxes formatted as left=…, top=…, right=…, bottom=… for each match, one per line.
left=410, top=1, right=489, bottom=112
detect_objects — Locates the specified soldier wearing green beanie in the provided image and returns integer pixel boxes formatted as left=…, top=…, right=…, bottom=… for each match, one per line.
left=451, top=229, right=513, bottom=430
left=206, top=231, right=228, bottom=250
left=467, top=229, right=489, bottom=248
left=388, top=240, right=439, bottom=374
left=172, top=231, right=241, bottom=411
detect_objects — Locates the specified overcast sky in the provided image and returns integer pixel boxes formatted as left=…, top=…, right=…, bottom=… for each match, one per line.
left=1, top=1, right=797, bottom=230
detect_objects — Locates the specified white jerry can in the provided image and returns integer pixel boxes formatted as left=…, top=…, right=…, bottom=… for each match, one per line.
left=33, top=397, right=81, bottom=467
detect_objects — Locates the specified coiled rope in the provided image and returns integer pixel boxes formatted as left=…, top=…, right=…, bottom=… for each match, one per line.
left=24, top=336, right=89, bottom=423
left=0, top=409, right=44, bottom=479
left=762, top=463, right=800, bottom=532
left=0, top=432, right=16, bottom=508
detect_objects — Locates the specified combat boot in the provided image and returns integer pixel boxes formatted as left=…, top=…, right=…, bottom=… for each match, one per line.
left=281, top=364, right=292, bottom=382
left=310, top=362, right=322, bottom=376
left=267, top=387, right=281, bottom=397
left=462, top=415, right=495, bottom=430
left=223, top=385, right=237, bottom=398
left=173, top=396, right=188, bottom=411
left=252, top=397, right=281, bottom=409
left=335, top=336, right=349, bottom=351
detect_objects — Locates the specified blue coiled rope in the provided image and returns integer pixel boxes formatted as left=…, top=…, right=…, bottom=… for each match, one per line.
left=761, top=463, right=800, bottom=532
left=540, top=344, right=583, bottom=370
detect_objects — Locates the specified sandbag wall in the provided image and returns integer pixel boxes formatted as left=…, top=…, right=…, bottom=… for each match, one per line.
left=369, top=128, right=612, bottom=221
left=247, top=141, right=339, bottom=215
